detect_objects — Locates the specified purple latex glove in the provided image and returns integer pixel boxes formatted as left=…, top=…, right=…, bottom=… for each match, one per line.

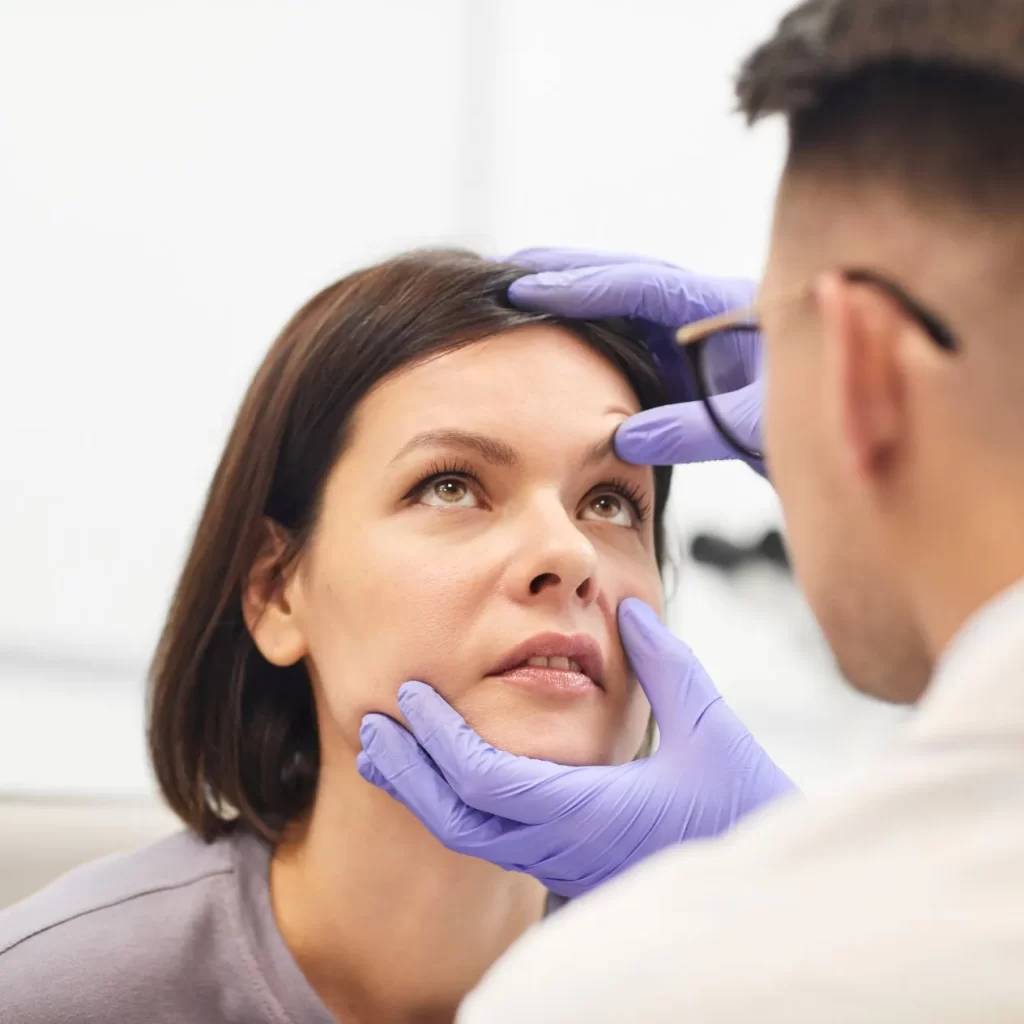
left=356, top=599, right=795, bottom=898
left=507, top=248, right=764, bottom=471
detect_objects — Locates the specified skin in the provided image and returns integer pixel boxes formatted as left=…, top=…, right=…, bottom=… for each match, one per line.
left=244, top=325, right=662, bottom=1022
left=761, top=172, right=1024, bottom=703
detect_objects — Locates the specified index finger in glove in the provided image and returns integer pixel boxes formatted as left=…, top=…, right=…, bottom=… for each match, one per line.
left=617, top=599, right=725, bottom=748
left=395, top=681, right=599, bottom=824
left=508, top=263, right=755, bottom=326
left=358, top=714, right=508, bottom=847
left=615, top=380, right=765, bottom=473
left=507, top=263, right=700, bottom=323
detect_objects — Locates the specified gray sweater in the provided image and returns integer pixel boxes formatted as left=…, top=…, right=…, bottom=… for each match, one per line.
left=0, top=827, right=563, bottom=1023
left=0, top=829, right=339, bottom=1023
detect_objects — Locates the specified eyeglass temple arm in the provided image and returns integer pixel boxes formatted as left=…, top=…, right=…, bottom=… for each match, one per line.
left=674, top=272, right=959, bottom=353
left=675, top=307, right=759, bottom=347
left=842, top=270, right=959, bottom=352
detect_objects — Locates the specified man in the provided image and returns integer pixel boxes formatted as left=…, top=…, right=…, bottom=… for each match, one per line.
left=358, top=0, right=1024, bottom=1018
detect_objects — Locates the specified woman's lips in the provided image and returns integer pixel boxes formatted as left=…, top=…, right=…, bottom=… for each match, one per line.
left=490, top=632, right=605, bottom=681
left=488, top=633, right=605, bottom=697
left=494, top=663, right=599, bottom=697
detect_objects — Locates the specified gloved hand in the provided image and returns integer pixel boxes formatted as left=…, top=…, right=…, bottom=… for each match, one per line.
left=356, top=599, right=795, bottom=898
left=507, top=248, right=764, bottom=471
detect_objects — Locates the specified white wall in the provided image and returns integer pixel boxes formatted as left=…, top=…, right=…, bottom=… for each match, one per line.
left=489, top=0, right=788, bottom=275
left=0, top=0, right=469, bottom=665
left=0, top=0, right=906, bottom=805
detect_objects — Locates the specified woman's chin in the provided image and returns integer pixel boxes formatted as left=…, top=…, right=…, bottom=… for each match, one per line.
left=459, top=705, right=628, bottom=767
left=447, top=680, right=649, bottom=767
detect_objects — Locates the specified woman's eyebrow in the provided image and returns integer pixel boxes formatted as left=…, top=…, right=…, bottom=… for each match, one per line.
left=389, top=429, right=519, bottom=467
left=389, top=428, right=630, bottom=472
left=578, top=434, right=616, bottom=469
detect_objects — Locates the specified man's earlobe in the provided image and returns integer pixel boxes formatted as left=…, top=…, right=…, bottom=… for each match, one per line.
left=242, top=518, right=308, bottom=667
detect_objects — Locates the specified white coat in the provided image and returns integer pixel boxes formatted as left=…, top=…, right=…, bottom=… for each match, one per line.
left=459, top=579, right=1024, bottom=1023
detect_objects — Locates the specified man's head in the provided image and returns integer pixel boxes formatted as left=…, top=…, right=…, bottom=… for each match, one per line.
left=740, top=0, right=1024, bottom=701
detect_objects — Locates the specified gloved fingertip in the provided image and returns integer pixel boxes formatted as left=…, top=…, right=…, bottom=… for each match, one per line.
left=356, top=752, right=401, bottom=800
left=615, top=408, right=659, bottom=435
left=613, top=411, right=661, bottom=462
left=397, top=680, right=431, bottom=705
left=358, top=712, right=393, bottom=750
left=618, top=597, right=660, bottom=634
left=613, top=441, right=653, bottom=467
left=507, top=271, right=569, bottom=303
left=616, top=403, right=739, bottom=467
left=398, top=682, right=447, bottom=728
left=615, top=404, right=697, bottom=456
left=524, top=270, right=572, bottom=287
left=618, top=599, right=675, bottom=665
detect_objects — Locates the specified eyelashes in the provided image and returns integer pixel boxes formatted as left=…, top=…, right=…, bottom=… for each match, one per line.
left=403, top=458, right=481, bottom=501
left=405, top=459, right=651, bottom=524
left=601, top=477, right=651, bottom=524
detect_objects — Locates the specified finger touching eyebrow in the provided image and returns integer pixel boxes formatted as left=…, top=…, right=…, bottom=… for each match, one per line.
left=389, top=429, right=519, bottom=467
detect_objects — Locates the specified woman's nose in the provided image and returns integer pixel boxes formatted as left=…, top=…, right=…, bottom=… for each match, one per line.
left=511, top=498, right=600, bottom=607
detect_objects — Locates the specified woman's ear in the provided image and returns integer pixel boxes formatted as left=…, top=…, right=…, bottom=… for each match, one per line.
left=242, top=518, right=308, bottom=667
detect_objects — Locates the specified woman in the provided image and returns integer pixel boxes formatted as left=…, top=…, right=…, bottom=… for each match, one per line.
left=0, top=250, right=672, bottom=1023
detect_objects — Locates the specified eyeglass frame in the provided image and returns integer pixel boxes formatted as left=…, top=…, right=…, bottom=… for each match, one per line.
left=672, top=268, right=962, bottom=463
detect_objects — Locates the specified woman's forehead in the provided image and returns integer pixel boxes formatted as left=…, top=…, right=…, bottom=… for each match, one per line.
left=364, top=326, right=641, bottom=423
left=332, top=328, right=642, bottom=476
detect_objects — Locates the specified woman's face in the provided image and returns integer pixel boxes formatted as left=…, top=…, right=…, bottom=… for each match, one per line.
left=280, top=326, right=663, bottom=767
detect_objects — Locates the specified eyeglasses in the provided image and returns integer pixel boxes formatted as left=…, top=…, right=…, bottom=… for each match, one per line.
left=673, top=268, right=962, bottom=464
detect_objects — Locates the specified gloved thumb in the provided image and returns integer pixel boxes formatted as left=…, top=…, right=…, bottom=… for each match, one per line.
left=618, top=598, right=725, bottom=749
left=615, top=380, right=764, bottom=470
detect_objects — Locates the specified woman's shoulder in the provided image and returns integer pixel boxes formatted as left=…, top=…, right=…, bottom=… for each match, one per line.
left=0, top=829, right=237, bottom=959
left=0, top=828, right=258, bottom=1023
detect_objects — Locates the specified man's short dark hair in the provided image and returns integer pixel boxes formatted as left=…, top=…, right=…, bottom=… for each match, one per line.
left=736, top=0, right=1024, bottom=216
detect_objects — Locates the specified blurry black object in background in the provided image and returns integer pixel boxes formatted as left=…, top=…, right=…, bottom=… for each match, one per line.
left=690, top=529, right=790, bottom=573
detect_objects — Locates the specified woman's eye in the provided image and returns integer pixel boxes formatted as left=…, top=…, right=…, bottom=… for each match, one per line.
left=418, top=476, right=481, bottom=509
left=581, top=492, right=635, bottom=528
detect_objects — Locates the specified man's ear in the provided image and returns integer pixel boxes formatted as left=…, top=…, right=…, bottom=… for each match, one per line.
left=242, top=518, right=308, bottom=667
left=816, top=271, right=907, bottom=483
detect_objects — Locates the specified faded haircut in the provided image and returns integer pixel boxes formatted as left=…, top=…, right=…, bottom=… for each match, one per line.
left=735, top=0, right=1024, bottom=217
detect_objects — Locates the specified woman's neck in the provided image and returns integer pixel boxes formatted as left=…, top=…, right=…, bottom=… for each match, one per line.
left=269, top=754, right=547, bottom=1024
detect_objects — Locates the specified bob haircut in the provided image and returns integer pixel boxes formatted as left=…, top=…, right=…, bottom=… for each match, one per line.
left=147, top=249, right=673, bottom=843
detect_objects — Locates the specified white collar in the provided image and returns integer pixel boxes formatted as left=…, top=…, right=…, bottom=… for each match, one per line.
left=907, top=577, right=1024, bottom=744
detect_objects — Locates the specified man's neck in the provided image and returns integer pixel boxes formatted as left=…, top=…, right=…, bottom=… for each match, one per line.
left=269, top=754, right=546, bottom=1024
left=911, top=486, right=1024, bottom=663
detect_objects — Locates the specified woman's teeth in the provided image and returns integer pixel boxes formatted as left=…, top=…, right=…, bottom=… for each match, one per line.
left=524, top=656, right=583, bottom=673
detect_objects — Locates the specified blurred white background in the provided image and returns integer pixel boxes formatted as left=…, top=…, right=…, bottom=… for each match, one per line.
left=0, top=0, right=906, bottom=900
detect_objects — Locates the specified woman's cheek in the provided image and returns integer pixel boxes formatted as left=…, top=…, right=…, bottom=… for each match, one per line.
left=606, top=542, right=664, bottom=614
left=313, top=545, right=487, bottom=735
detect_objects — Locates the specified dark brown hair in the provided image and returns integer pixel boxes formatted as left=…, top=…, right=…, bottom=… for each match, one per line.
left=147, top=249, right=672, bottom=843
left=736, top=0, right=1024, bottom=216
